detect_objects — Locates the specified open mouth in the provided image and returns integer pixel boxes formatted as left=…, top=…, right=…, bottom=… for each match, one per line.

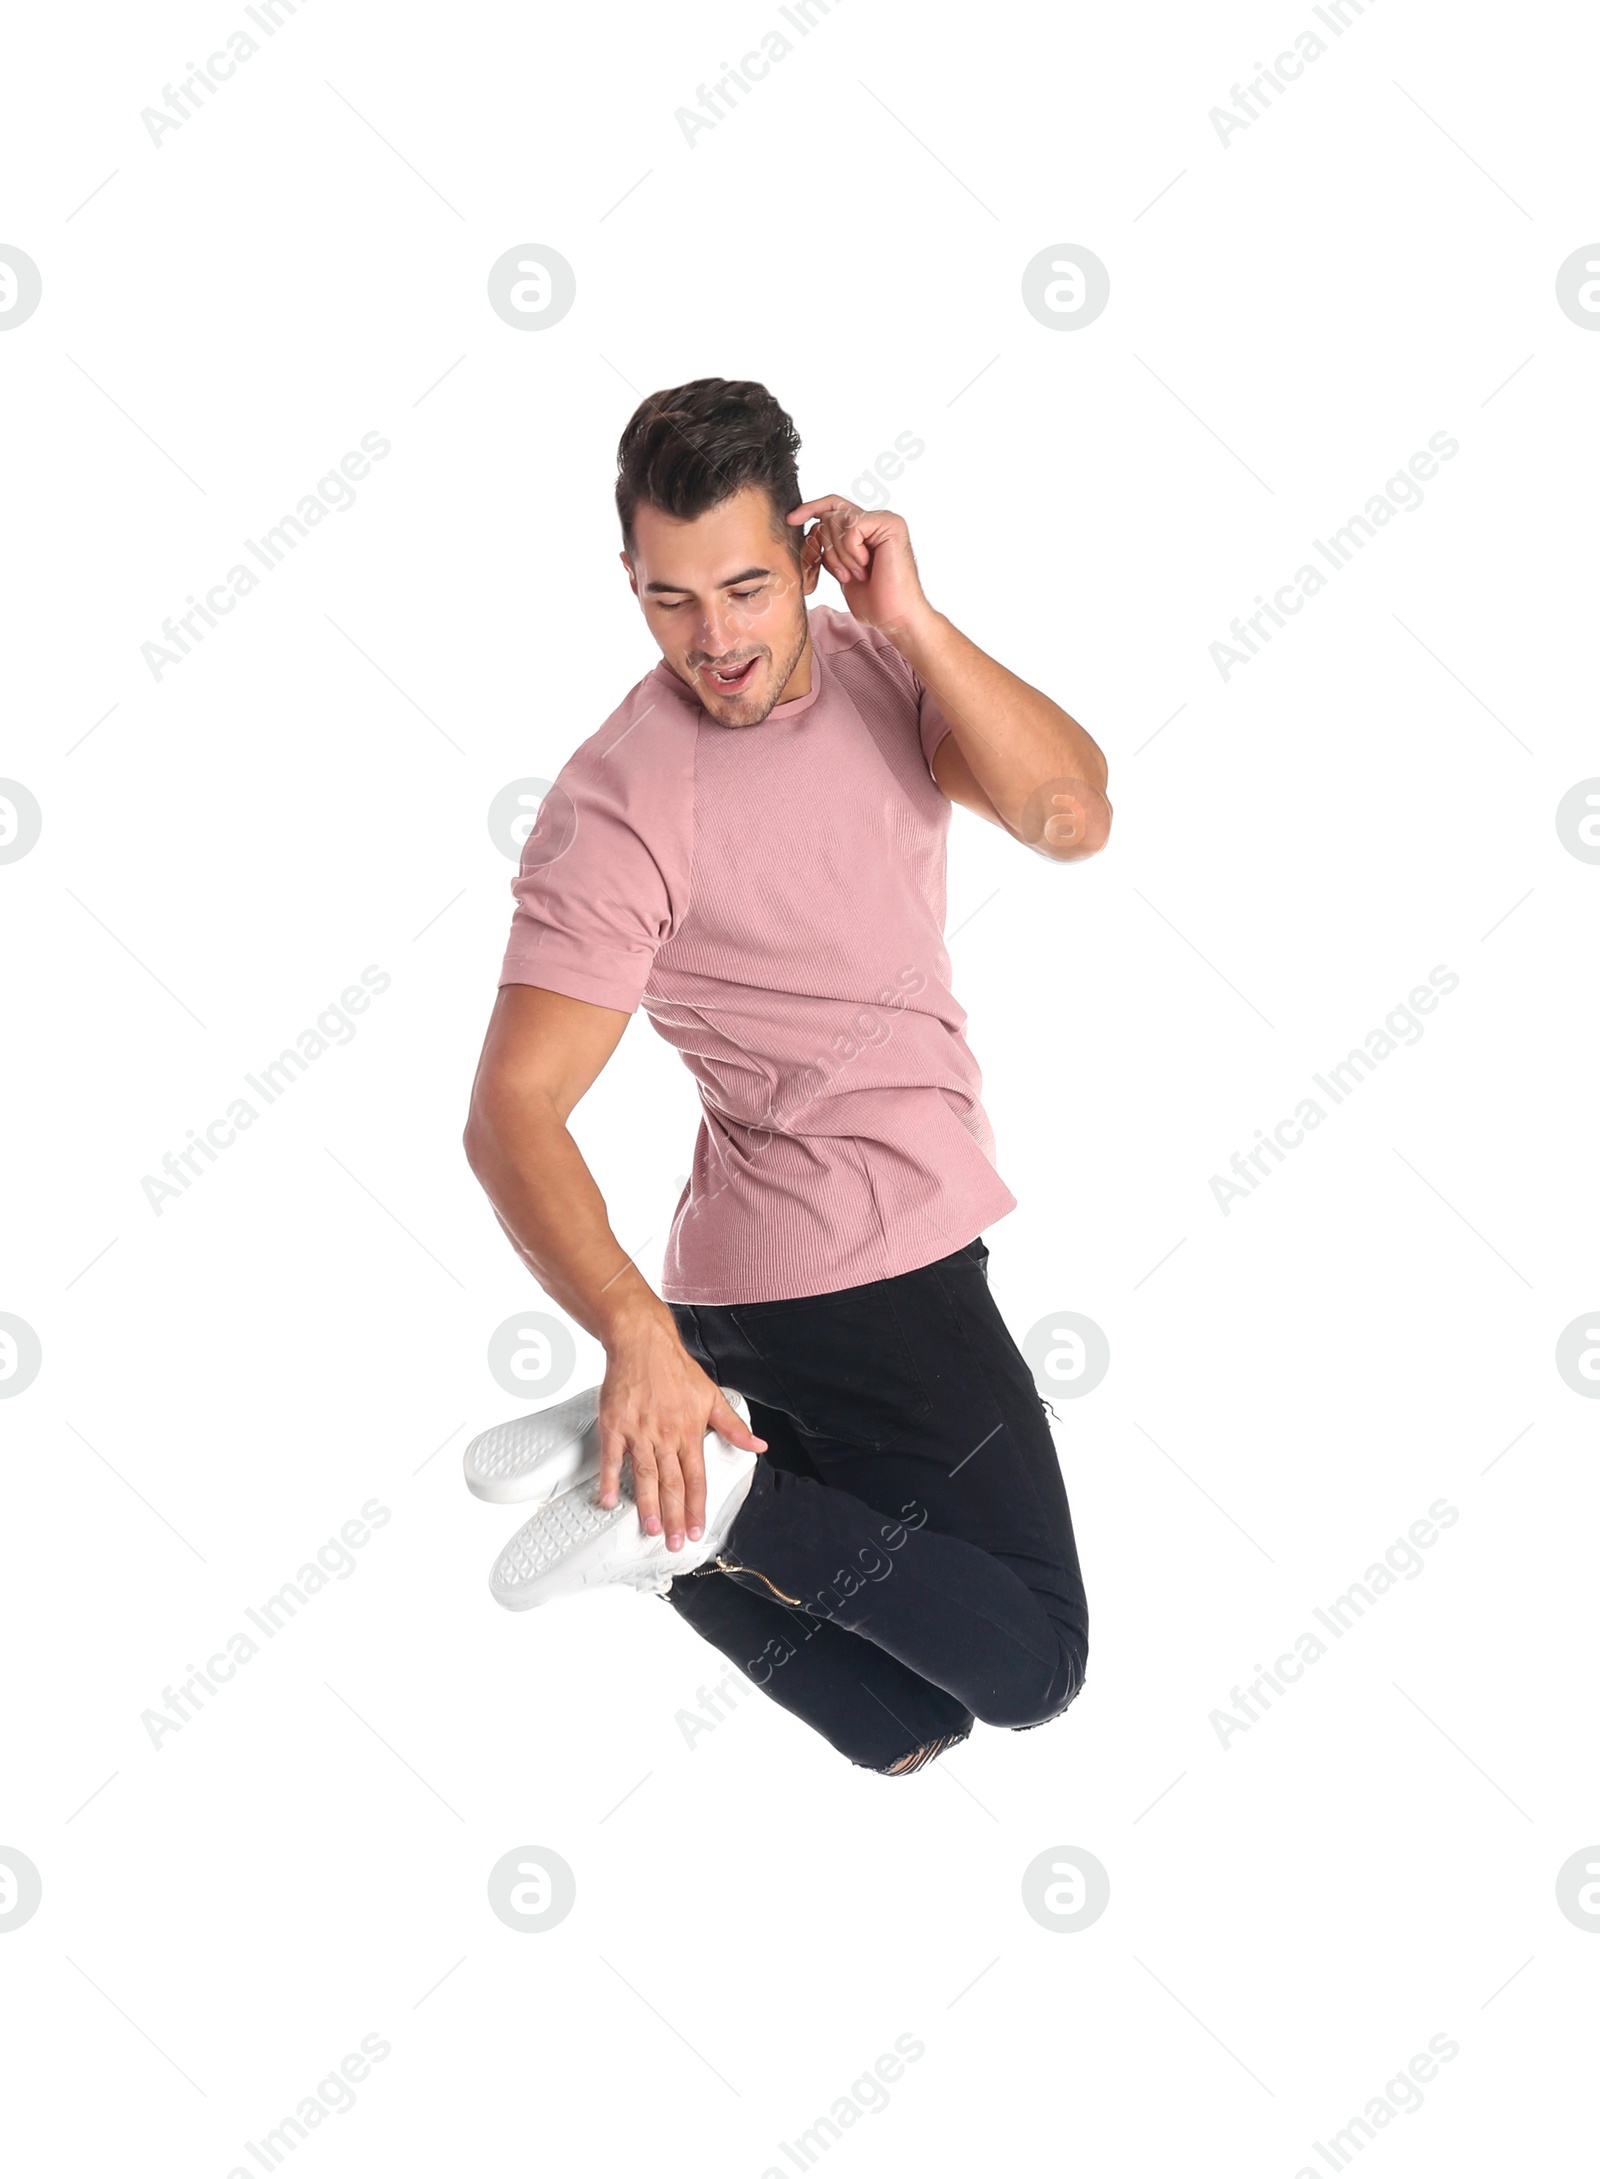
left=702, top=656, right=760, bottom=695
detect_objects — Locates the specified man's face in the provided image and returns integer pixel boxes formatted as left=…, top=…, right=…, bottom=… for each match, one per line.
left=622, top=483, right=816, bottom=727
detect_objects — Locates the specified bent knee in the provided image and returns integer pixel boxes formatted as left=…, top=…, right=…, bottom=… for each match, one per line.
left=981, top=1646, right=1086, bottom=1732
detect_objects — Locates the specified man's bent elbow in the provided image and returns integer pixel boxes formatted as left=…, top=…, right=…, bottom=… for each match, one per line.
left=463, top=1075, right=513, bottom=1179
left=1020, top=776, right=1113, bottom=863
left=464, top=1064, right=565, bottom=1180
left=1063, top=786, right=1112, bottom=861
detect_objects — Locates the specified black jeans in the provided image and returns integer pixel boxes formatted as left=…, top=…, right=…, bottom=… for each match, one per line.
left=666, top=1237, right=1089, bottom=1772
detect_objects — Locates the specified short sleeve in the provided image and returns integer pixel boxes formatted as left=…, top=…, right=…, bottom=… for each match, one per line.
left=498, top=720, right=692, bottom=1015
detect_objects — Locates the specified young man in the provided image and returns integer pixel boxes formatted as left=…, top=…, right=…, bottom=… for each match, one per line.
left=463, top=378, right=1110, bottom=1775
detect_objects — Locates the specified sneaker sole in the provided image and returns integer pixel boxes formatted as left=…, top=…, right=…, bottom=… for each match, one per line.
left=489, top=1477, right=649, bottom=1611
left=464, top=1385, right=602, bottom=1505
left=487, top=1392, right=756, bottom=1613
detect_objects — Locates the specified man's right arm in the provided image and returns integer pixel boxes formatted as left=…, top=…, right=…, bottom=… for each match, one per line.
left=462, top=983, right=764, bottom=1553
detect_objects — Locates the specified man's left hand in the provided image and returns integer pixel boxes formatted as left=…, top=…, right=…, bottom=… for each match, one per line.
left=789, top=496, right=933, bottom=642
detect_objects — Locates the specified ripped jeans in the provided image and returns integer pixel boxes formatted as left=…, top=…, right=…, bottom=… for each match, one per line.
left=664, top=1237, right=1089, bottom=1773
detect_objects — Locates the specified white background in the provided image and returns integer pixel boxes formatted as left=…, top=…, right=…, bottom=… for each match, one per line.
left=3, top=1, right=1597, bottom=2172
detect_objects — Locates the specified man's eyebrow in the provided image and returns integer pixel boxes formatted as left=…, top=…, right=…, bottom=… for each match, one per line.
left=644, top=565, right=775, bottom=594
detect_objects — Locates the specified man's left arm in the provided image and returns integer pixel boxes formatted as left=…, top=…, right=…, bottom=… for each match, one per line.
left=906, top=611, right=1112, bottom=863
left=791, top=495, right=1112, bottom=863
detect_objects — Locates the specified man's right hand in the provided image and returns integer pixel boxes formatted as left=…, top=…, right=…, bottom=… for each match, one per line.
left=463, top=984, right=765, bottom=1549
left=597, top=1303, right=767, bottom=1552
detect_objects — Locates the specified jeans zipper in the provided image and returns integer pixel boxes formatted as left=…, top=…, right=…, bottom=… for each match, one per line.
left=713, top=1555, right=805, bottom=1607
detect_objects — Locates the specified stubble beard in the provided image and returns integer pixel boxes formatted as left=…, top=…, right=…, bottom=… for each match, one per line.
left=691, top=591, right=811, bottom=730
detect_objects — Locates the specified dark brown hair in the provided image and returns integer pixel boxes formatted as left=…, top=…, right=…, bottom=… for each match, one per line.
left=615, top=378, right=802, bottom=559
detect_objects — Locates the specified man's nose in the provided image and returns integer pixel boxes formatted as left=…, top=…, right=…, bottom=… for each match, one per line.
left=695, top=608, right=745, bottom=659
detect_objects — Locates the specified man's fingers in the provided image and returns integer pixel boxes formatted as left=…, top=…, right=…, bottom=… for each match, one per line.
left=681, top=1440, right=708, bottom=1544
left=789, top=494, right=856, bottom=524
left=710, top=1394, right=767, bottom=1455
left=656, top=1450, right=688, bottom=1551
left=599, top=1380, right=766, bottom=1547
left=820, top=530, right=857, bottom=585
left=837, top=513, right=869, bottom=579
left=631, top=1446, right=661, bottom=1536
left=821, top=507, right=864, bottom=573
left=791, top=497, right=871, bottom=580
left=598, top=1426, right=628, bottom=1510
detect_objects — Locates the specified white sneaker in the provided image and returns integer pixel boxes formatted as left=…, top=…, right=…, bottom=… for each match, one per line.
left=488, top=1392, right=757, bottom=1612
left=463, top=1385, right=601, bottom=1505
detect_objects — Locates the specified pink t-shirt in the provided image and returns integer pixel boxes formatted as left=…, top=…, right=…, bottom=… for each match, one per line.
left=499, top=604, right=1016, bottom=1304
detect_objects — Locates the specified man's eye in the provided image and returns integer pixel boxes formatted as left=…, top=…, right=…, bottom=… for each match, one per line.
left=730, top=588, right=763, bottom=602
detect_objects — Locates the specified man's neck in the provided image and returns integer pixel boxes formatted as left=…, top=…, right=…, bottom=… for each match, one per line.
left=774, top=630, right=813, bottom=704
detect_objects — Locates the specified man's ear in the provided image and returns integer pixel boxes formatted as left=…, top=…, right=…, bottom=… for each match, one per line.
left=619, top=548, right=641, bottom=599
left=798, top=530, right=821, bottom=596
